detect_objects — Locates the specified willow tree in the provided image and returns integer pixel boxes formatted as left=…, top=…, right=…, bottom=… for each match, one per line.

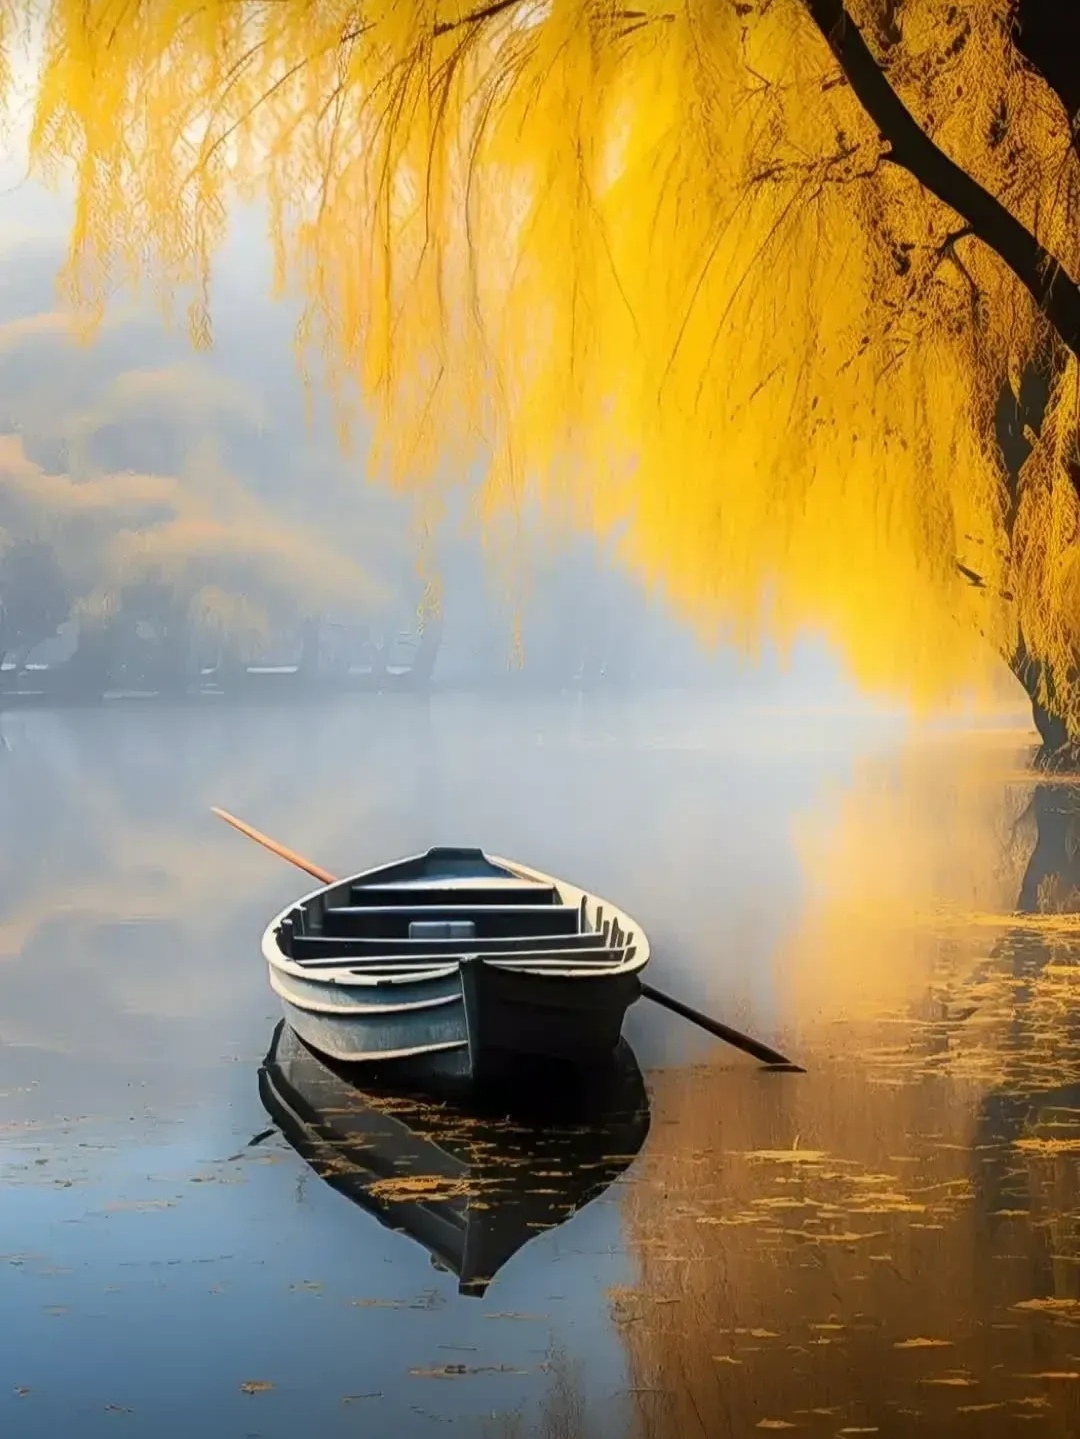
left=15, top=1, right=1080, bottom=752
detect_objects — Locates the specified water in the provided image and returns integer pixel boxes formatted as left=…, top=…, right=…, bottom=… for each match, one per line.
left=3, top=694, right=1076, bottom=1436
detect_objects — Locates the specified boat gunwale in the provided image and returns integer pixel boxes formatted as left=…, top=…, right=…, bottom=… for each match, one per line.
left=261, top=850, right=651, bottom=988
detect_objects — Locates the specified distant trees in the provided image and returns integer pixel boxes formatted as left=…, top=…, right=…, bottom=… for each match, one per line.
left=0, top=265, right=412, bottom=696
left=0, top=540, right=70, bottom=680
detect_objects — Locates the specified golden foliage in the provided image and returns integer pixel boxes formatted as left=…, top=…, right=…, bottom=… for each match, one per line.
left=10, top=2, right=1080, bottom=709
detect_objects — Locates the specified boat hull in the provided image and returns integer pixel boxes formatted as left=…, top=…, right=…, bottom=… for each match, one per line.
left=269, top=964, right=469, bottom=1075
left=274, top=969, right=644, bottom=1084
left=459, top=957, right=642, bottom=1081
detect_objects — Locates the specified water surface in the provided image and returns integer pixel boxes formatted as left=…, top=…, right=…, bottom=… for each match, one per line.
left=3, top=695, right=1073, bottom=1436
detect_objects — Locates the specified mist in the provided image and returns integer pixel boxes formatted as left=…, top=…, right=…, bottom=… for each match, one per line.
left=0, top=134, right=882, bottom=708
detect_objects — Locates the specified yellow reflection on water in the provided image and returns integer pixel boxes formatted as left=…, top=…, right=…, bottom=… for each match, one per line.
left=616, top=728, right=1080, bottom=1437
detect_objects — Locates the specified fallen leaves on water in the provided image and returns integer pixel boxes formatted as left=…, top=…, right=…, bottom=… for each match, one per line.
left=1013, top=1298, right=1080, bottom=1318
left=1013, top=1138, right=1080, bottom=1155
left=101, top=1200, right=177, bottom=1214
left=408, top=1364, right=527, bottom=1379
left=740, top=1151, right=830, bottom=1166
left=917, top=909, right=1080, bottom=935
left=366, top=1175, right=479, bottom=1202
left=239, top=1381, right=274, bottom=1395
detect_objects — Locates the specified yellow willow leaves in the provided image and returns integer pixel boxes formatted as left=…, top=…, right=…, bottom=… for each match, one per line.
left=11, top=1, right=1080, bottom=711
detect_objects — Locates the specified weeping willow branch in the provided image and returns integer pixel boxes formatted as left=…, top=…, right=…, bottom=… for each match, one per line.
left=800, top=0, right=1080, bottom=361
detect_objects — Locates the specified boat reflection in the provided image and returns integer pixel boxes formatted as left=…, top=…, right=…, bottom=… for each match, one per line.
left=258, top=1020, right=651, bottom=1297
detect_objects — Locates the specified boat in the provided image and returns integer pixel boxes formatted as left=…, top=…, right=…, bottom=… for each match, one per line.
left=258, top=1020, right=651, bottom=1296
left=261, top=845, right=650, bottom=1083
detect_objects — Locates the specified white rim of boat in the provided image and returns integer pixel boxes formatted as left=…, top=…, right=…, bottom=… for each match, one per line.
left=260, top=850, right=651, bottom=987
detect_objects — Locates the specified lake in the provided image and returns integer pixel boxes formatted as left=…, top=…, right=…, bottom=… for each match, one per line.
left=3, top=692, right=1077, bottom=1437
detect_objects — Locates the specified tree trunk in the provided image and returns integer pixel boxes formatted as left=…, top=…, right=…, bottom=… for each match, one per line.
left=1016, top=782, right=1080, bottom=913
left=63, top=623, right=112, bottom=700
left=411, top=610, right=443, bottom=689
left=298, top=617, right=322, bottom=681
left=994, top=349, right=1080, bottom=767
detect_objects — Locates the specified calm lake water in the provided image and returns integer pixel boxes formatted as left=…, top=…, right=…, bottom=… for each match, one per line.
left=3, top=693, right=1078, bottom=1437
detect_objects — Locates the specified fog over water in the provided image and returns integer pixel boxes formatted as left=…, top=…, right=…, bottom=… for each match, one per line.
left=0, top=694, right=888, bottom=1434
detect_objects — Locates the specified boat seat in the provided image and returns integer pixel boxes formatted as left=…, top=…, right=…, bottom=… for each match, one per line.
left=321, top=903, right=580, bottom=941
left=408, top=919, right=476, bottom=940
left=337, top=946, right=630, bottom=973
left=286, top=931, right=611, bottom=962
left=348, top=882, right=559, bottom=907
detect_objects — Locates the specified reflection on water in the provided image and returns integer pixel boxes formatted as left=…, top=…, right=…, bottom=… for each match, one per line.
left=260, top=1022, right=651, bottom=1298
left=615, top=733, right=1080, bottom=1438
left=8, top=697, right=1080, bottom=1434
left=0, top=693, right=867, bottom=1438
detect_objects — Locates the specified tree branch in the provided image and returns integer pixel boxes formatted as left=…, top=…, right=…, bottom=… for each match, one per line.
left=433, top=0, right=521, bottom=37
left=798, top=0, right=1080, bottom=362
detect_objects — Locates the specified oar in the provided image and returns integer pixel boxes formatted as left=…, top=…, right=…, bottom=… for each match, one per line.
left=212, top=807, right=804, bottom=1072
left=210, top=807, right=336, bottom=886
left=638, top=982, right=802, bottom=1071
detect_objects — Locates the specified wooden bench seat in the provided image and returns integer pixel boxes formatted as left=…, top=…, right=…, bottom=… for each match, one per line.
left=347, top=882, right=559, bottom=907
left=333, top=946, right=631, bottom=973
left=320, top=903, right=580, bottom=940
left=287, top=931, right=611, bottom=963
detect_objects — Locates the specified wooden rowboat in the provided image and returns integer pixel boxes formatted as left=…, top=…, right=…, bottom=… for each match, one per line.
left=258, top=1020, right=650, bottom=1296
left=262, top=845, right=650, bottom=1084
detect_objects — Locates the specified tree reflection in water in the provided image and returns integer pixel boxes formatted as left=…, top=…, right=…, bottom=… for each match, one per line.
left=614, top=732, right=1080, bottom=1439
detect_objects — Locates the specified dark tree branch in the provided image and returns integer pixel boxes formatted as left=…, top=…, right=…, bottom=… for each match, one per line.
left=798, top=0, right=1080, bottom=362
left=433, top=0, right=521, bottom=37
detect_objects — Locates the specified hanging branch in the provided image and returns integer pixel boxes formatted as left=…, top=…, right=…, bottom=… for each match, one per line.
left=797, top=0, right=1080, bottom=362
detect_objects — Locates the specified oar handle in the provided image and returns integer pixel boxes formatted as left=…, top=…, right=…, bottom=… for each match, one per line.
left=211, top=807, right=338, bottom=886
left=638, top=980, right=804, bottom=1072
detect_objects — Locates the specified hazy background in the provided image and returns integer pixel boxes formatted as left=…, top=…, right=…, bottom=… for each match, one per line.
left=0, top=106, right=884, bottom=703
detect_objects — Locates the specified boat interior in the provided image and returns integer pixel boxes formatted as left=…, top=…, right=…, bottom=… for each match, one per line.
left=275, top=846, right=638, bottom=973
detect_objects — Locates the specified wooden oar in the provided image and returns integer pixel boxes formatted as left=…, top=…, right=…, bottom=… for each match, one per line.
left=211, top=807, right=337, bottom=886
left=638, top=982, right=803, bottom=1071
left=212, top=807, right=804, bottom=1072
